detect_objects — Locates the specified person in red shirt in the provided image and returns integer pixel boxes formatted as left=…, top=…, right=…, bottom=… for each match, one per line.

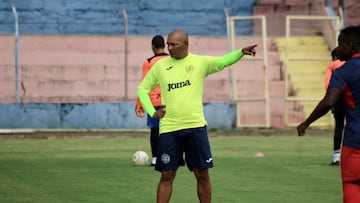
left=324, top=48, right=346, bottom=165
left=135, top=35, right=168, bottom=166
left=297, top=25, right=360, bottom=202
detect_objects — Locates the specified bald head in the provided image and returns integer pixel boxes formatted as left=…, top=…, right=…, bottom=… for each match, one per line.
left=167, top=29, right=189, bottom=59
left=169, top=30, right=188, bottom=43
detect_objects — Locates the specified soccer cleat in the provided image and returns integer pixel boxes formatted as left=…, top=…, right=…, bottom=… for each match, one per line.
left=329, top=161, right=340, bottom=166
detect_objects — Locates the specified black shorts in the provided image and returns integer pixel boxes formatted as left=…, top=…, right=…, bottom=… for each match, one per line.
left=155, top=126, right=213, bottom=172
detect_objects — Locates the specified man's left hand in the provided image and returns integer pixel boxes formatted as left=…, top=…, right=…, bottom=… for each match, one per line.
left=242, top=45, right=257, bottom=56
left=153, top=105, right=166, bottom=118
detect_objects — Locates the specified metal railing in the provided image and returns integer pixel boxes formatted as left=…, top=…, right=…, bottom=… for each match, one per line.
left=225, top=13, right=270, bottom=128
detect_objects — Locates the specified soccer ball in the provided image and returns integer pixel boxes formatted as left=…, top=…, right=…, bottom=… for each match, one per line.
left=132, top=151, right=149, bottom=166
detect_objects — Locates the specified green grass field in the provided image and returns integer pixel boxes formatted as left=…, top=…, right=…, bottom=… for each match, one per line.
left=0, top=129, right=342, bottom=203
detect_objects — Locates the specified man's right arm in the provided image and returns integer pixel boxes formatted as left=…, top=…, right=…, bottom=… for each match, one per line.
left=297, top=87, right=342, bottom=136
left=137, top=87, right=156, bottom=117
left=135, top=61, right=150, bottom=117
left=137, top=68, right=158, bottom=117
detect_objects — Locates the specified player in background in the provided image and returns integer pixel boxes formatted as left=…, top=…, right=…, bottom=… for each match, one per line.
left=324, top=47, right=346, bottom=165
left=137, top=29, right=257, bottom=203
left=297, top=25, right=360, bottom=203
left=135, top=35, right=168, bottom=166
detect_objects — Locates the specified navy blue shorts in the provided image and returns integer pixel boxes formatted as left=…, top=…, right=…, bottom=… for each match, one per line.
left=147, top=106, right=160, bottom=128
left=155, top=126, right=213, bottom=172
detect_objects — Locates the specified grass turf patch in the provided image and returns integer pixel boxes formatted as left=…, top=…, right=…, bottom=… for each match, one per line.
left=0, top=131, right=341, bottom=203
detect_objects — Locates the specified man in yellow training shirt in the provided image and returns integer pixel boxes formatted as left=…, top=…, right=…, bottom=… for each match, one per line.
left=137, top=29, right=257, bottom=203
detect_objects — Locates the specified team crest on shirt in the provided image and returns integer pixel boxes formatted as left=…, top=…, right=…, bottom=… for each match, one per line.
left=186, top=65, right=194, bottom=73
left=161, top=153, right=170, bottom=164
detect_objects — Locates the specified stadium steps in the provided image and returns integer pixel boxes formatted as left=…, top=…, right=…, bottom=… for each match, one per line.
left=275, top=36, right=333, bottom=127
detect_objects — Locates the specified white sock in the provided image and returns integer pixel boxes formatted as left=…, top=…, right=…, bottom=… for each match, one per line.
left=333, top=150, right=341, bottom=162
left=152, top=157, right=157, bottom=165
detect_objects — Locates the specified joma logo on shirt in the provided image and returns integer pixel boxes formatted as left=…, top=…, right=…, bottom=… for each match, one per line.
left=167, top=80, right=191, bottom=91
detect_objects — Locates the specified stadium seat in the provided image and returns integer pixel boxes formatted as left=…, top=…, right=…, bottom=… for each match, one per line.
left=275, top=36, right=333, bottom=127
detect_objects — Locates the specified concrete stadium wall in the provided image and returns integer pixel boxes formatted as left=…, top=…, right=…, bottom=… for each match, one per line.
left=2, top=0, right=342, bottom=130
left=0, top=33, right=289, bottom=130
left=0, top=35, right=233, bottom=103
left=254, top=0, right=329, bottom=37
left=0, top=34, right=240, bottom=130
left=254, top=0, right=360, bottom=37
left=328, top=0, right=360, bottom=27
left=0, top=0, right=256, bottom=36
left=0, top=0, right=253, bottom=130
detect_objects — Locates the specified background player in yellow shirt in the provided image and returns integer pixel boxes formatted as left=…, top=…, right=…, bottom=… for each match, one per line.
left=137, top=29, right=257, bottom=203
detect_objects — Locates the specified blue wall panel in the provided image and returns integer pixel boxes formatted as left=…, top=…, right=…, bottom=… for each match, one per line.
left=0, top=0, right=255, bottom=35
left=0, top=103, right=235, bottom=130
